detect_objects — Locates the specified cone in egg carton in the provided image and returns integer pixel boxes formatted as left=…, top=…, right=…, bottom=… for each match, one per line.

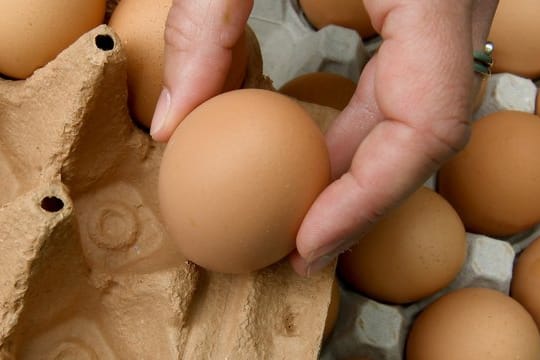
left=0, top=3, right=342, bottom=359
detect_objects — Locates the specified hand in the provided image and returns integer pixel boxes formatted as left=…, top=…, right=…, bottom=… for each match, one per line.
left=152, top=0, right=499, bottom=276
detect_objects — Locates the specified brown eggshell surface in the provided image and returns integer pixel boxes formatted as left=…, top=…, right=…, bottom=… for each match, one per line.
left=109, top=0, right=248, bottom=128
left=406, top=287, right=540, bottom=360
left=511, top=236, right=540, bottom=329
left=279, top=72, right=357, bottom=111
left=338, top=187, right=466, bottom=304
left=0, top=0, right=106, bottom=79
left=158, top=89, right=330, bottom=274
left=488, top=0, right=540, bottom=79
left=299, top=0, right=377, bottom=39
left=438, top=111, right=540, bottom=237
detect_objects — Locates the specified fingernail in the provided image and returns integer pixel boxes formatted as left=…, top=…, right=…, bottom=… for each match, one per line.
left=306, top=239, right=357, bottom=276
left=306, top=254, right=335, bottom=277
left=150, top=88, right=171, bottom=137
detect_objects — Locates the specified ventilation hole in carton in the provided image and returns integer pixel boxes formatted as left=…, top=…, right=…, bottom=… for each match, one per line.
left=95, top=34, right=115, bottom=51
left=40, top=196, right=64, bottom=212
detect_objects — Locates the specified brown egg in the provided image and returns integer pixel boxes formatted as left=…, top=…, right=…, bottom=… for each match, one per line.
left=438, top=111, right=540, bottom=237
left=323, top=278, right=340, bottom=342
left=511, top=236, right=540, bottom=329
left=279, top=72, right=356, bottom=111
left=0, top=0, right=106, bottom=79
left=299, top=0, right=377, bottom=39
left=406, top=287, right=540, bottom=360
left=488, top=0, right=540, bottom=78
left=338, top=187, right=466, bottom=304
left=109, top=0, right=248, bottom=128
left=158, top=89, right=330, bottom=274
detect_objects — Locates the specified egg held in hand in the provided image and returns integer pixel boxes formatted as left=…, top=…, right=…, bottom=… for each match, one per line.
left=158, top=89, right=330, bottom=274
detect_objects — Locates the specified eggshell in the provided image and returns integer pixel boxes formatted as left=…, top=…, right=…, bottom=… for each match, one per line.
left=406, top=287, right=540, bottom=360
left=0, top=0, right=106, bottom=79
left=158, top=89, right=330, bottom=274
left=488, top=0, right=540, bottom=78
left=323, top=278, right=341, bottom=342
left=511, top=236, right=540, bottom=329
left=279, top=72, right=356, bottom=111
left=338, top=187, right=466, bottom=304
left=438, top=111, right=540, bottom=237
left=299, top=0, right=377, bottom=39
left=109, top=0, right=248, bottom=128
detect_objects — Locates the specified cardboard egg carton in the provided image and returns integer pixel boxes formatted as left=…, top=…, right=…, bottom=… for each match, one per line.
left=247, top=0, right=371, bottom=88
left=0, top=18, right=340, bottom=358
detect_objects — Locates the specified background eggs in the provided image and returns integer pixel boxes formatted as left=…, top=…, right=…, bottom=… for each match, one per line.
left=158, top=89, right=330, bottom=274
left=406, top=287, right=540, bottom=360
left=488, top=0, right=540, bottom=79
left=0, top=0, right=106, bottom=79
left=279, top=72, right=357, bottom=111
left=338, top=187, right=466, bottom=304
left=511, top=236, right=540, bottom=329
left=438, top=111, right=540, bottom=237
left=299, top=0, right=376, bottom=40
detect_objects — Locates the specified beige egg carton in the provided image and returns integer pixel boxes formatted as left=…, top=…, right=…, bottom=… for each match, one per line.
left=0, top=17, right=341, bottom=359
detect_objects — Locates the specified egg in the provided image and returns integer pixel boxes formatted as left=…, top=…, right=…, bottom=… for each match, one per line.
left=109, top=0, right=248, bottom=128
left=158, top=89, right=330, bottom=274
left=338, top=187, right=466, bottom=304
left=438, top=111, right=540, bottom=237
left=511, top=236, right=540, bottom=329
left=406, top=287, right=540, bottom=360
left=488, top=0, right=540, bottom=78
left=279, top=72, right=357, bottom=111
left=0, top=0, right=106, bottom=79
left=323, top=278, right=341, bottom=342
left=299, top=0, right=377, bottom=39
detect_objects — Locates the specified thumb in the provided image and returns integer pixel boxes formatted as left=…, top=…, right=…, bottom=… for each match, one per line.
left=150, top=0, right=253, bottom=141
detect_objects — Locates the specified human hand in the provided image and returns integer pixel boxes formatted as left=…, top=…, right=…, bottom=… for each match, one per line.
left=151, top=0, right=499, bottom=276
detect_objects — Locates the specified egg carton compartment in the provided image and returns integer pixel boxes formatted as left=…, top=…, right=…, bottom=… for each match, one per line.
left=0, top=22, right=340, bottom=358
left=247, top=0, right=371, bottom=88
left=473, top=73, right=538, bottom=120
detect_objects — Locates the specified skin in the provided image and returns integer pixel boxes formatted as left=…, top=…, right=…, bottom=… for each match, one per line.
left=151, top=0, right=499, bottom=276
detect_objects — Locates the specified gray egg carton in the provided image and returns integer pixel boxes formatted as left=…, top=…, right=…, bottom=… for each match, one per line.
left=247, top=0, right=371, bottom=88
left=248, top=1, right=540, bottom=359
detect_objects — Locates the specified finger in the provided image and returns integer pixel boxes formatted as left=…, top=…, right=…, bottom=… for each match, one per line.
left=150, top=0, right=253, bottom=141
left=325, top=58, right=383, bottom=179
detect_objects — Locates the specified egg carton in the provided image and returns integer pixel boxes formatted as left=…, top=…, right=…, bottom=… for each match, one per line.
left=247, top=0, right=371, bottom=88
left=0, top=21, right=341, bottom=358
